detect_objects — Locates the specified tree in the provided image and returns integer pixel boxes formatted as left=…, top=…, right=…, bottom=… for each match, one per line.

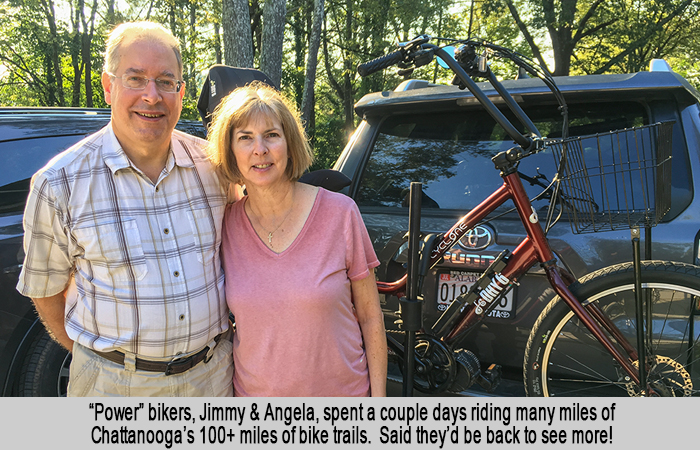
left=495, top=0, right=617, bottom=76
left=495, top=0, right=695, bottom=76
left=222, top=0, right=254, bottom=67
left=0, top=0, right=71, bottom=106
left=68, top=0, right=99, bottom=106
left=581, top=0, right=698, bottom=74
left=300, top=0, right=323, bottom=133
left=259, top=0, right=285, bottom=87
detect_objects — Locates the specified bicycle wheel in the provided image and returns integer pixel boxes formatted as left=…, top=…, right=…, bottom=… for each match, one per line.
left=524, top=261, right=700, bottom=397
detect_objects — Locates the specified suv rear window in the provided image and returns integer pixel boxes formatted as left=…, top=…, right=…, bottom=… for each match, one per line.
left=357, top=102, right=672, bottom=213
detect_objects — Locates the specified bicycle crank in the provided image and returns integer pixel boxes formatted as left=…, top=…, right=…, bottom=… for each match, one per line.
left=626, top=355, right=693, bottom=397
left=411, top=334, right=457, bottom=394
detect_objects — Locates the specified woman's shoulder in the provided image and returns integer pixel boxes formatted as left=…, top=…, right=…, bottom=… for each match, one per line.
left=224, top=195, right=247, bottom=219
left=315, top=187, right=358, bottom=213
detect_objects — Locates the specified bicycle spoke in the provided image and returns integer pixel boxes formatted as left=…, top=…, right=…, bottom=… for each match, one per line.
left=549, top=352, right=618, bottom=385
left=546, top=378, right=628, bottom=396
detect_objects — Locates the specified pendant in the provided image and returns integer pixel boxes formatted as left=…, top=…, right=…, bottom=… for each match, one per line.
left=268, top=232, right=273, bottom=245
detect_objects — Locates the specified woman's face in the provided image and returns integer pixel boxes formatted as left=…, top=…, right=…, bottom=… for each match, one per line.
left=231, top=114, right=289, bottom=189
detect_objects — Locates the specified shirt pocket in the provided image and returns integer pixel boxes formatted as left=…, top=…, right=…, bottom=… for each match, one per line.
left=187, top=205, right=224, bottom=264
left=72, top=219, right=148, bottom=283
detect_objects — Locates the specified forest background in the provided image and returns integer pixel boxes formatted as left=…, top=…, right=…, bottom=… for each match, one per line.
left=1, top=0, right=699, bottom=170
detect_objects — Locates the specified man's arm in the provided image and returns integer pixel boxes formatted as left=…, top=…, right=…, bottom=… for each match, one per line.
left=32, top=289, right=73, bottom=351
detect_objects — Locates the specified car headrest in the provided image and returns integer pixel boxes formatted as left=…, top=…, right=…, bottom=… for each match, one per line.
left=197, top=65, right=277, bottom=130
left=298, top=169, right=352, bottom=192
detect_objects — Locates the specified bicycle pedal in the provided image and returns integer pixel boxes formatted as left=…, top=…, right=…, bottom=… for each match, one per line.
left=476, top=363, right=502, bottom=393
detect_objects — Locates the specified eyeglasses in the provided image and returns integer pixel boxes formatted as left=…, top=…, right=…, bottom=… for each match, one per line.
left=107, top=72, right=185, bottom=93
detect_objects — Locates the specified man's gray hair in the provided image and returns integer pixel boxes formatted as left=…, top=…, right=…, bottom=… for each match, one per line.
left=104, top=21, right=182, bottom=77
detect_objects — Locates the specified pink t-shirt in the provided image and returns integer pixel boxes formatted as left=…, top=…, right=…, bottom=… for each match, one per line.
left=221, top=188, right=380, bottom=396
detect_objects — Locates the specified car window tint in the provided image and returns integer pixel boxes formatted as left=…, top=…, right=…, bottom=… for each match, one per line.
left=357, top=102, right=649, bottom=212
left=0, top=135, right=87, bottom=214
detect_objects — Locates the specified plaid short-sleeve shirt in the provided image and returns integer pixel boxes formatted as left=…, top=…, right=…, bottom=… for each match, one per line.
left=17, top=125, right=228, bottom=358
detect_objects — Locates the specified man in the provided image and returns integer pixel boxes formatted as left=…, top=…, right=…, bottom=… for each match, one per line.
left=16, top=21, right=232, bottom=396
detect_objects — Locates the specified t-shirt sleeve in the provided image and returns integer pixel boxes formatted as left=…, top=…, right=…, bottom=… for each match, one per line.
left=16, top=173, right=72, bottom=298
left=344, top=199, right=380, bottom=281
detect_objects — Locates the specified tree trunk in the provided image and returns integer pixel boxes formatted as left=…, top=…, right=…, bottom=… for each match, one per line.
left=342, top=0, right=354, bottom=136
left=503, top=0, right=551, bottom=73
left=168, top=4, right=177, bottom=37
left=291, top=0, right=307, bottom=103
left=188, top=1, right=197, bottom=98
left=41, top=0, right=65, bottom=106
left=70, top=1, right=83, bottom=107
left=251, top=1, right=263, bottom=61
left=301, top=0, right=323, bottom=134
left=222, top=0, right=254, bottom=67
left=260, top=0, right=286, bottom=87
left=214, top=21, right=222, bottom=65
left=105, top=0, right=116, bottom=26
left=82, top=0, right=98, bottom=106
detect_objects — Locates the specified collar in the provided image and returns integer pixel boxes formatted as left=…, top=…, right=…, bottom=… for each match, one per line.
left=102, top=124, right=196, bottom=175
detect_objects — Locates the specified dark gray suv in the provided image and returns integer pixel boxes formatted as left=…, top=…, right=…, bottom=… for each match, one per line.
left=333, top=64, right=700, bottom=396
left=0, top=108, right=205, bottom=396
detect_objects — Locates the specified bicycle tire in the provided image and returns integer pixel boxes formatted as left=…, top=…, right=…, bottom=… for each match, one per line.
left=524, top=260, right=700, bottom=397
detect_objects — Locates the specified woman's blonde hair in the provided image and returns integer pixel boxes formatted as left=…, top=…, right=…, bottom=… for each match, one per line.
left=207, top=81, right=314, bottom=186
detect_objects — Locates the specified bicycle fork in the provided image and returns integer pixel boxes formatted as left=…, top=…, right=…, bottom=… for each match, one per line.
left=545, top=264, right=641, bottom=387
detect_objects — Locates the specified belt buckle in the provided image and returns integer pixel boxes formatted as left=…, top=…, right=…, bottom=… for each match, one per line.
left=164, top=355, right=183, bottom=376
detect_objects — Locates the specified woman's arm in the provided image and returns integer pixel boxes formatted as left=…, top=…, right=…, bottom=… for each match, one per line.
left=352, top=269, right=387, bottom=397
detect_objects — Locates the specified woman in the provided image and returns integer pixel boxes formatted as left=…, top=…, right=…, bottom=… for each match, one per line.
left=207, top=82, right=387, bottom=396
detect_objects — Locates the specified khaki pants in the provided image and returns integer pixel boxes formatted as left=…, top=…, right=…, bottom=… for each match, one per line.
left=67, top=339, right=233, bottom=397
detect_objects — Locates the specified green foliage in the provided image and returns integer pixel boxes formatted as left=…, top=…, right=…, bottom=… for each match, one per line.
left=181, top=97, right=200, bottom=120
left=1, top=0, right=699, bottom=161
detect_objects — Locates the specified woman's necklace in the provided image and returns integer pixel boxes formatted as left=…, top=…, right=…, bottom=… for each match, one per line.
left=252, top=186, right=295, bottom=247
left=263, top=206, right=293, bottom=245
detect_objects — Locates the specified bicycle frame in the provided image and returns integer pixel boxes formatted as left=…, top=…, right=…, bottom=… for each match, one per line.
left=370, top=40, right=643, bottom=388
left=376, top=167, right=641, bottom=386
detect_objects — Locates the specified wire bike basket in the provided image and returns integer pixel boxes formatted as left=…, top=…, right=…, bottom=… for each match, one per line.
left=547, top=122, right=674, bottom=234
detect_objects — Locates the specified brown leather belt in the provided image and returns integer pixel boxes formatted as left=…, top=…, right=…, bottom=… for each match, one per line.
left=92, top=331, right=225, bottom=376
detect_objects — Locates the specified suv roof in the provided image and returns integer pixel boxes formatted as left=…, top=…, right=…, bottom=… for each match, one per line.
left=355, top=71, right=700, bottom=117
left=0, top=107, right=205, bottom=141
left=0, top=108, right=112, bottom=141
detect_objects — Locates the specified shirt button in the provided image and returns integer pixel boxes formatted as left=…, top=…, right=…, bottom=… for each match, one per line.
left=155, top=186, right=160, bottom=192
left=179, top=314, right=185, bottom=321
left=164, top=228, right=170, bottom=234
left=174, top=271, right=180, bottom=277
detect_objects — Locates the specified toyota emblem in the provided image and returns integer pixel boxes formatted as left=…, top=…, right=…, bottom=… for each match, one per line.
left=458, top=225, right=494, bottom=251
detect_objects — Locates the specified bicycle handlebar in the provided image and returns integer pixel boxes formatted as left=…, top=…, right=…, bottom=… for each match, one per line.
left=357, top=51, right=404, bottom=77
left=430, top=45, right=534, bottom=150
left=357, top=38, right=547, bottom=152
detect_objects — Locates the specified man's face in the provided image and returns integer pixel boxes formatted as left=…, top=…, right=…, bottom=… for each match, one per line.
left=102, top=38, right=184, bottom=154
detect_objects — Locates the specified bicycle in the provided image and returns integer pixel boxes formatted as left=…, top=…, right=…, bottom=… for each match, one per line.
left=357, top=35, right=700, bottom=397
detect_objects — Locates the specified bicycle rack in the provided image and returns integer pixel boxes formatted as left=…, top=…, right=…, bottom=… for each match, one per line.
left=401, top=182, right=423, bottom=396
left=632, top=225, right=653, bottom=395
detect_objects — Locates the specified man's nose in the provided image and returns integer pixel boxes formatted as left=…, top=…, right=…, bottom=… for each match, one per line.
left=141, top=79, right=162, bottom=103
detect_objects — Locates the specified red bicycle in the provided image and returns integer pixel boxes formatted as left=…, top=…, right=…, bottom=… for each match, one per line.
left=358, top=36, right=700, bottom=397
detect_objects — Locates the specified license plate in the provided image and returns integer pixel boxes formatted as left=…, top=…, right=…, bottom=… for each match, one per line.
left=437, top=270, right=515, bottom=319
